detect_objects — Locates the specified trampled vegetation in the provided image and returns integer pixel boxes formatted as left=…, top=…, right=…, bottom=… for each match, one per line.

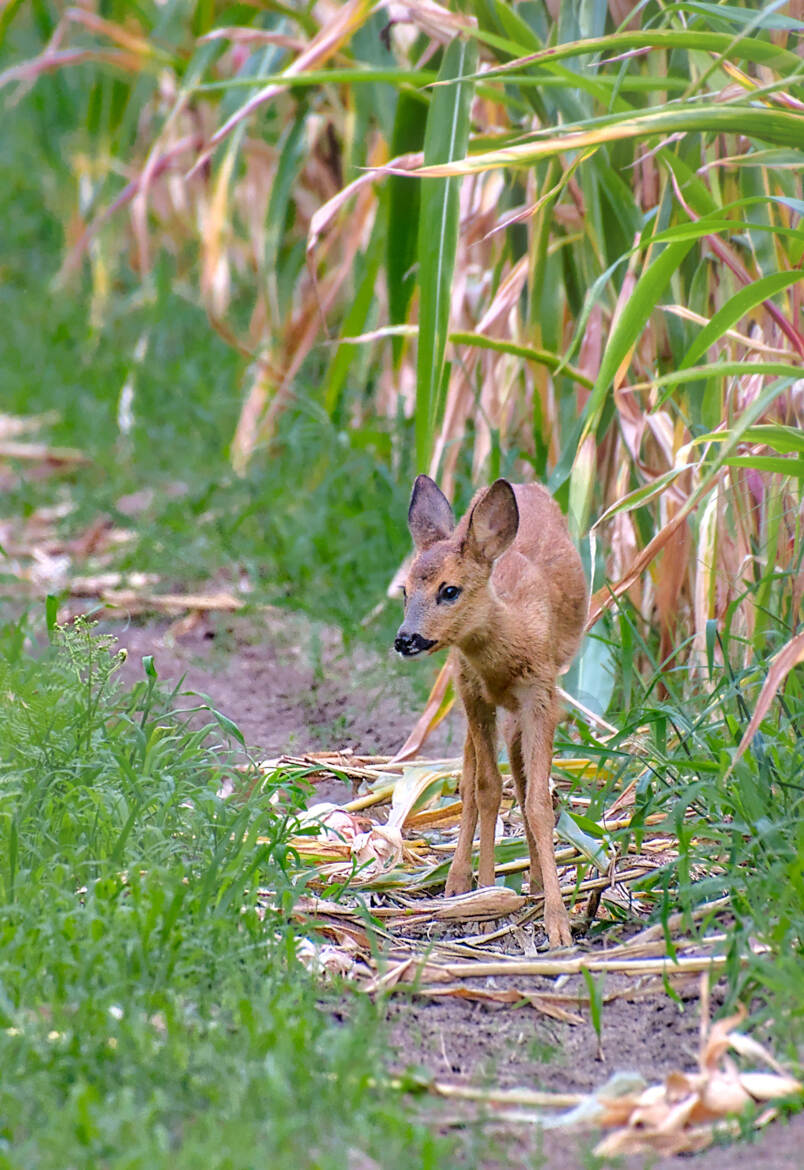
left=1, top=0, right=802, bottom=1165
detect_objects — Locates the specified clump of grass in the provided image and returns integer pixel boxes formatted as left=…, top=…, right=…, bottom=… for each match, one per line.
left=0, top=612, right=459, bottom=1169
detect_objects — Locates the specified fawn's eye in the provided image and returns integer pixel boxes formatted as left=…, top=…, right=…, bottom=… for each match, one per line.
left=437, top=584, right=461, bottom=604
left=401, top=586, right=407, bottom=604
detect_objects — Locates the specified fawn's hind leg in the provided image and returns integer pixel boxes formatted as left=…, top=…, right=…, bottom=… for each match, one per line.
left=504, top=715, right=542, bottom=895
left=520, top=687, right=572, bottom=948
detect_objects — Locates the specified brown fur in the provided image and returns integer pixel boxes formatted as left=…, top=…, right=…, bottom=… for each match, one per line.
left=395, top=476, right=587, bottom=947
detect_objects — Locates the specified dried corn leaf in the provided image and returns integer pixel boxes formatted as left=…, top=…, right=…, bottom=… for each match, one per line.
left=589, top=1008, right=802, bottom=1156
left=390, top=887, right=526, bottom=922
left=728, top=629, right=804, bottom=775
left=419, top=983, right=585, bottom=1023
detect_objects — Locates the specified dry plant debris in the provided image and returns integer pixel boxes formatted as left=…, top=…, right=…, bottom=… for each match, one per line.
left=590, top=1004, right=802, bottom=1157
left=425, top=1007, right=802, bottom=1157
left=261, top=751, right=802, bottom=1154
left=261, top=751, right=729, bottom=993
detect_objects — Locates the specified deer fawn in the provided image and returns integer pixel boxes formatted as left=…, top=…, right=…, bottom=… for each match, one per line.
left=394, top=476, right=587, bottom=948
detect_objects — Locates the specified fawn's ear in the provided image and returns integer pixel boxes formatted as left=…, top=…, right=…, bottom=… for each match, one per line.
left=465, top=479, right=519, bottom=563
left=408, top=475, right=455, bottom=550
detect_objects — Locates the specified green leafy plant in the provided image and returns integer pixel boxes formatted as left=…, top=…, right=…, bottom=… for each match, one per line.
left=0, top=612, right=463, bottom=1168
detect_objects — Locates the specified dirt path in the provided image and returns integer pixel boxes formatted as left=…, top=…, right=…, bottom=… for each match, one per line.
left=112, top=609, right=464, bottom=761
left=107, top=611, right=802, bottom=1170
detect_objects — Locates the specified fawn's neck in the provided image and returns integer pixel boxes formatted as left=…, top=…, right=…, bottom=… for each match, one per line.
left=455, top=591, right=530, bottom=696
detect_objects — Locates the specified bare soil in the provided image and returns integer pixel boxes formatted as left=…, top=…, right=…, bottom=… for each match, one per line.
left=107, top=611, right=803, bottom=1170
left=112, top=608, right=465, bottom=755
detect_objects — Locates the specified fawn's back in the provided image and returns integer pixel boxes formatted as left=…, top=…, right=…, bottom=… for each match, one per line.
left=488, top=483, right=587, bottom=676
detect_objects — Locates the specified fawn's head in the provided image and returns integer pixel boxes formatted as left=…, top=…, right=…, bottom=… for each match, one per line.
left=394, top=475, right=519, bottom=658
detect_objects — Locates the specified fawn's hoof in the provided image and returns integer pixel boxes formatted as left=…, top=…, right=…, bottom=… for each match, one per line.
left=544, top=907, right=573, bottom=949
left=444, top=870, right=472, bottom=897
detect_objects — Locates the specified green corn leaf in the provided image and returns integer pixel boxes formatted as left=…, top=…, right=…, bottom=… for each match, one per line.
left=449, top=331, right=594, bottom=387
left=195, top=68, right=436, bottom=91
left=594, top=468, right=692, bottom=527
left=471, top=29, right=803, bottom=81
left=690, top=424, right=804, bottom=455
left=412, top=105, right=804, bottom=178
left=674, top=1, right=804, bottom=32
left=387, top=89, right=428, bottom=366
left=653, top=362, right=804, bottom=407
left=697, top=376, right=798, bottom=479
left=263, top=117, right=305, bottom=318
left=324, top=223, right=384, bottom=416
left=652, top=217, right=804, bottom=248
left=415, top=36, right=477, bottom=472
left=586, top=237, right=696, bottom=433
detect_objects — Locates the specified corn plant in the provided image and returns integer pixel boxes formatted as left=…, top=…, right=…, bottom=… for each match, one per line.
left=2, top=0, right=802, bottom=682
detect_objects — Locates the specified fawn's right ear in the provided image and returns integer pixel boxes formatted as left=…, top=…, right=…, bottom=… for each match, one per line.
left=408, top=475, right=455, bottom=550
left=464, top=479, right=519, bottom=563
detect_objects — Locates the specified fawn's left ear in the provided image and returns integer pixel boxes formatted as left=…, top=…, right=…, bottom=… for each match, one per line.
left=408, top=475, right=455, bottom=550
left=464, top=479, right=519, bottom=563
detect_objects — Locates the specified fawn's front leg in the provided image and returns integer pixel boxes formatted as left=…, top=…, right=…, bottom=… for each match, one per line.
left=444, top=732, right=477, bottom=896
left=445, top=668, right=501, bottom=895
left=465, top=695, right=501, bottom=889
left=521, top=689, right=571, bottom=948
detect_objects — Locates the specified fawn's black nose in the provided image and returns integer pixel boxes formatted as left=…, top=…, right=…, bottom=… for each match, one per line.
left=394, top=631, right=437, bottom=657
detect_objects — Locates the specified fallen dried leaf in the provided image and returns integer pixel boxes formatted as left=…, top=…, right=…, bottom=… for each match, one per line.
left=589, top=1007, right=802, bottom=1156
left=727, top=629, right=804, bottom=776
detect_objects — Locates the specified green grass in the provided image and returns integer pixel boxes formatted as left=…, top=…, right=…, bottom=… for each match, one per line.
left=0, top=612, right=461, bottom=1169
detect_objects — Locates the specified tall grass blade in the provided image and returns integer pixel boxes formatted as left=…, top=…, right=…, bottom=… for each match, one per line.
left=680, top=271, right=804, bottom=367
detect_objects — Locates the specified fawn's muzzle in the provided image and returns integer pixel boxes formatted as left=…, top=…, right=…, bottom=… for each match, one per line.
left=394, top=630, right=437, bottom=657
